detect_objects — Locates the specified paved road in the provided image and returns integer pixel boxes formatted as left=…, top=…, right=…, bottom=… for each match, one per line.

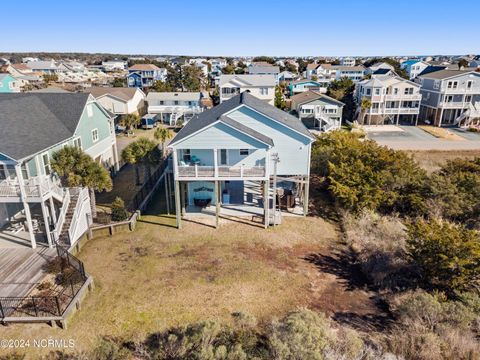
left=366, top=126, right=480, bottom=151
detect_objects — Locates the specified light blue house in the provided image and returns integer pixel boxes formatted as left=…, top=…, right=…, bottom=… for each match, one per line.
left=0, top=93, right=119, bottom=249
left=287, top=79, right=330, bottom=96
left=168, top=92, right=315, bottom=229
left=0, top=74, right=21, bottom=93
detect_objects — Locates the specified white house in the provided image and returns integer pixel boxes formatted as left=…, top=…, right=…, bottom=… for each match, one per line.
left=146, top=92, right=205, bottom=125
left=218, top=74, right=276, bottom=105
left=401, top=60, right=430, bottom=80
left=167, top=91, right=315, bottom=229
left=102, top=60, right=127, bottom=72
left=340, top=57, right=356, bottom=67
left=87, top=87, right=146, bottom=117
left=356, top=74, right=422, bottom=125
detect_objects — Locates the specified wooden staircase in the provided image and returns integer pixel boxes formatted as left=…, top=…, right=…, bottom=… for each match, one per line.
left=57, top=192, right=80, bottom=248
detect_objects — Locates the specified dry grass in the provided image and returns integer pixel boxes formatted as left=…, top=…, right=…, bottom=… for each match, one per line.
left=407, top=149, right=480, bottom=172
left=417, top=125, right=466, bottom=141
left=1, top=207, right=339, bottom=357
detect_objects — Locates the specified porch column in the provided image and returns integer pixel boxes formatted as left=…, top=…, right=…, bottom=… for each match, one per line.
left=112, top=142, right=120, bottom=172
left=181, top=182, right=186, bottom=215
left=49, top=196, right=57, bottom=224
left=213, top=149, right=218, bottom=177
left=215, top=180, right=220, bottom=228
left=15, top=164, right=36, bottom=249
left=41, top=201, right=53, bottom=247
left=415, top=113, right=419, bottom=126
left=174, top=180, right=182, bottom=229
left=303, top=176, right=310, bottom=216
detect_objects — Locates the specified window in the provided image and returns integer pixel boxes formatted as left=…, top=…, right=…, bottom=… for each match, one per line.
left=159, top=100, right=164, bottom=105
left=0, top=165, right=6, bottom=180
left=467, top=80, right=473, bottom=89
left=366, top=88, right=371, bottom=95
left=444, top=95, right=454, bottom=103
left=73, top=137, right=82, bottom=149
left=465, top=95, right=472, bottom=103
left=447, top=81, right=458, bottom=89
left=433, top=80, right=440, bottom=90
left=260, top=87, right=269, bottom=95
left=239, top=149, right=249, bottom=156
left=42, top=153, right=51, bottom=175
left=86, top=104, right=93, bottom=117
left=394, top=88, right=399, bottom=95
left=174, top=100, right=179, bottom=105
left=374, top=88, right=380, bottom=95
left=92, top=128, right=99, bottom=143
left=404, top=88, right=413, bottom=95
left=183, top=149, right=191, bottom=162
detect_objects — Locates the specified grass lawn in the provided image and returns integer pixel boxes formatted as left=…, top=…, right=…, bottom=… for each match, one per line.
left=2, top=186, right=350, bottom=358
left=417, top=125, right=465, bottom=141
left=407, top=149, right=480, bottom=172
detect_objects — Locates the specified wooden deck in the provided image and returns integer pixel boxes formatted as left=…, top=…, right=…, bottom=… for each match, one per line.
left=0, top=247, right=56, bottom=298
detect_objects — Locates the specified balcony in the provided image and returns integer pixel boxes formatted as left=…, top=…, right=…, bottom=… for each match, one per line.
left=439, top=101, right=471, bottom=109
left=148, top=104, right=203, bottom=114
left=0, top=176, right=65, bottom=201
left=178, top=164, right=265, bottom=179
left=384, top=94, right=422, bottom=101
left=366, top=107, right=419, bottom=115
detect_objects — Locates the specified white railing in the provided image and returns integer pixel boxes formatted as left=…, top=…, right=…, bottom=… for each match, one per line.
left=148, top=105, right=203, bottom=114
left=178, top=164, right=265, bottom=178
left=51, top=189, right=71, bottom=242
left=0, top=176, right=64, bottom=199
left=384, top=94, right=422, bottom=101
left=68, top=187, right=90, bottom=244
left=383, top=108, right=420, bottom=114
left=439, top=102, right=471, bottom=109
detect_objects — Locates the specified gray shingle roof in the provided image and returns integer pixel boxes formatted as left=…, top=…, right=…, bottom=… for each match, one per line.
left=0, top=93, right=90, bottom=160
left=169, top=92, right=314, bottom=146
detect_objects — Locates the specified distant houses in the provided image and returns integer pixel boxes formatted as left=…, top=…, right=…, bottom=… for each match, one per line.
left=87, top=87, right=146, bottom=118
left=146, top=92, right=205, bottom=126
left=0, top=74, right=22, bottom=93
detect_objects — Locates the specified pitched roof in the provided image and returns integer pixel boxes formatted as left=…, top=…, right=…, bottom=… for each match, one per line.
left=170, top=92, right=314, bottom=146
left=419, top=69, right=477, bottom=80
left=307, top=63, right=319, bottom=70
left=0, top=93, right=90, bottom=160
left=146, top=92, right=201, bottom=102
left=248, top=65, right=280, bottom=74
left=87, top=87, right=141, bottom=102
left=290, top=91, right=345, bottom=107
left=10, top=63, right=30, bottom=71
left=219, top=115, right=274, bottom=146
left=129, top=63, right=161, bottom=71
left=219, top=74, right=276, bottom=87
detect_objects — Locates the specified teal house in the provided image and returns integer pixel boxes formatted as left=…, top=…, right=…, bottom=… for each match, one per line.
left=168, top=92, right=315, bottom=229
left=0, top=74, right=21, bottom=93
left=287, top=79, right=330, bottom=96
left=0, top=93, right=119, bottom=249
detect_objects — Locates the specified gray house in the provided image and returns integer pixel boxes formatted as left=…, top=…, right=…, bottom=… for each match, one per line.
left=416, top=70, right=480, bottom=127
left=290, top=91, right=344, bottom=132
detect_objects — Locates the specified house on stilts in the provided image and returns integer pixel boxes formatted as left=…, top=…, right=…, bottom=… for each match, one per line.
left=166, top=91, right=315, bottom=228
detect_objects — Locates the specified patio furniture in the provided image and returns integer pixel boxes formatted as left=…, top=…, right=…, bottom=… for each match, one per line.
left=194, top=198, right=211, bottom=208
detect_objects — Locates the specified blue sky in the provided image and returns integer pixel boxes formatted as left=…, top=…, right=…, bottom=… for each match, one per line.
left=3, top=0, right=480, bottom=56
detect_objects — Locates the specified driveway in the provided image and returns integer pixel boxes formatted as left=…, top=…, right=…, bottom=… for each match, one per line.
left=366, top=125, right=480, bottom=151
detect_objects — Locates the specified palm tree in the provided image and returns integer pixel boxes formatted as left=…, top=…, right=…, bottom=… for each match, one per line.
left=51, top=146, right=112, bottom=219
left=119, top=114, right=140, bottom=134
left=360, top=98, right=372, bottom=125
left=121, top=137, right=159, bottom=185
left=154, top=126, right=173, bottom=157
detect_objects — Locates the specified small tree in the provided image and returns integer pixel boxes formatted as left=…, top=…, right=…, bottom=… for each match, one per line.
left=458, top=58, right=469, bottom=69
left=119, top=114, right=140, bottom=133
left=111, top=197, right=129, bottom=221
left=154, top=126, right=174, bottom=157
left=51, top=146, right=112, bottom=219
left=360, top=98, right=372, bottom=123
left=274, top=85, right=286, bottom=110
left=121, top=137, right=160, bottom=185
left=407, top=218, right=480, bottom=293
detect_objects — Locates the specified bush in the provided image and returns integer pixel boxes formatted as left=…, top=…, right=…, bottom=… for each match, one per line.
left=311, top=131, right=428, bottom=215
left=343, top=210, right=417, bottom=290
left=407, top=218, right=480, bottom=293
left=111, top=197, right=129, bottom=222
left=387, top=291, right=480, bottom=360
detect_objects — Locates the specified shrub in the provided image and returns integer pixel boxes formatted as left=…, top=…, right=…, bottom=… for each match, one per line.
left=111, top=197, right=129, bottom=222
left=343, top=210, right=417, bottom=290
left=406, top=218, right=480, bottom=293
left=311, top=131, right=428, bottom=215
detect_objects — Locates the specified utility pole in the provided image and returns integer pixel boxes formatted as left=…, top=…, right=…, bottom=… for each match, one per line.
left=271, top=153, right=280, bottom=227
